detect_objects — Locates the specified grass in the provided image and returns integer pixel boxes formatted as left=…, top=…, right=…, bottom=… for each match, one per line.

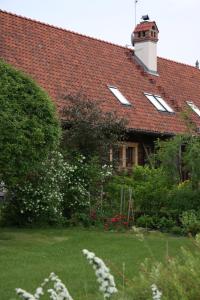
left=0, top=227, right=196, bottom=300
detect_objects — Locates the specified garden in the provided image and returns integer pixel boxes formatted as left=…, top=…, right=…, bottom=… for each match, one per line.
left=1, top=59, right=200, bottom=299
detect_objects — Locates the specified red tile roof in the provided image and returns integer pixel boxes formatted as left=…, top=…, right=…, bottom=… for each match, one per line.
left=1, top=10, right=200, bottom=135
left=134, top=21, right=158, bottom=33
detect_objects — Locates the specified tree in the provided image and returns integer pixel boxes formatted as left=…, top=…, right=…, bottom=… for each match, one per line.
left=0, top=60, right=61, bottom=187
left=62, top=93, right=127, bottom=163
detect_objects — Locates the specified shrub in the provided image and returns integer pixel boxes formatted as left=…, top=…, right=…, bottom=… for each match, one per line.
left=180, top=210, right=200, bottom=236
left=62, top=93, right=126, bottom=164
left=63, top=154, right=112, bottom=218
left=2, top=151, right=66, bottom=226
left=124, top=234, right=200, bottom=300
left=131, top=166, right=171, bottom=212
left=136, top=215, right=155, bottom=229
left=167, top=181, right=200, bottom=212
left=136, top=215, right=175, bottom=231
left=0, top=60, right=60, bottom=188
left=105, top=166, right=170, bottom=214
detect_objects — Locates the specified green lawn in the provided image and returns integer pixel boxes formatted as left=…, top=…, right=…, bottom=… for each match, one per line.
left=0, top=228, right=195, bottom=300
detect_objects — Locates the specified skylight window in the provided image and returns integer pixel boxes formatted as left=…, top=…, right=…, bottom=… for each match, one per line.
left=187, top=101, right=200, bottom=117
left=144, top=93, right=174, bottom=113
left=109, top=86, right=131, bottom=106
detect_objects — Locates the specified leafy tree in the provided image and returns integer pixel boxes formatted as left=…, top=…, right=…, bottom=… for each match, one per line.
left=62, top=93, right=127, bottom=163
left=153, top=134, right=200, bottom=187
left=0, top=60, right=61, bottom=187
left=153, top=135, right=185, bottom=184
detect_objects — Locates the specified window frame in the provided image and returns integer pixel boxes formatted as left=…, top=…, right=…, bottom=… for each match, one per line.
left=108, top=86, right=131, bottom=106
left=144, top=93, right=174, bottom=113
left=110, top=142, right=138, bottom=170
left=186, top=101, right=200, bottom=117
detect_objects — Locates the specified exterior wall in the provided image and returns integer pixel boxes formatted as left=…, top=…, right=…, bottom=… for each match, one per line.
left=134, top=40, right=157, bottom=73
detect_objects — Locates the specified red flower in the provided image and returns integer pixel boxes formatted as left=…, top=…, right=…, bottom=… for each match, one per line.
left=111, top=218, right=118, bottom=223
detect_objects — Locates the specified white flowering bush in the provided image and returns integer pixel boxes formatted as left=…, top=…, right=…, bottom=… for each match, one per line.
left=82, top=249, right=117, bottom=298
left=63, top=155, right=113, bottom=219
left=3, top=151, right=66, bottom=225
left=16, top=272, right=73, bottom=300
left=2, top=151, right=113, bottom=225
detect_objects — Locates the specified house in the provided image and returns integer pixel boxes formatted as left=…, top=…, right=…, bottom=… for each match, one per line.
left=1, top=10, right=200, bottom=169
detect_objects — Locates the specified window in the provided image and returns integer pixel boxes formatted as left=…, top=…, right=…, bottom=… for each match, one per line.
left=109, top=86, right=131, bottom=106
left=144, top=93, right=174, bottom=113
left=187, top=101, right=200, bottom=117
left=111, top=142, right=138, bottom=170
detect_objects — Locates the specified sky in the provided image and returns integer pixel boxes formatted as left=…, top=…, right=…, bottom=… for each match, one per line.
left=0, top=0, right=199, bottom=66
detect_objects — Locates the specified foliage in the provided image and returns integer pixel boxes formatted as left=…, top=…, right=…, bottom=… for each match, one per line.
left=167, top=181, right=200, bottom=212
left=2, top=152, right=113, bottom=226
left=105, top=166, right=170, bottom=213
left=0, top=60, right=61, bottom=187
left=136, top=215, right=175, bottom=232
left=2, top=152, right=66, bottom=226
left=180, top=210, right=200, bottom=236
left=153, top=134, right=200, bottom=188
left=62, top=93, right=127, bottom=163
left=63, top=154, right=112, bottom=218
left=125, top=234, right=200, bottom=300
left=153, top=135, right=185, bottom=184
left=183, top=136, right=200, bottom=188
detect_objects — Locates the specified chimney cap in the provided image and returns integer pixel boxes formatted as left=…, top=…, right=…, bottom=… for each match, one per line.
left=133, top=21, right=159, bottom=33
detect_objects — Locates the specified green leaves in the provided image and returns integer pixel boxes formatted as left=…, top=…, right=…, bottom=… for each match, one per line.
left=0, top=60, right=61, bottom=187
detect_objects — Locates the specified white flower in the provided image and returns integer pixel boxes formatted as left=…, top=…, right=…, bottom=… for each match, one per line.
left=151, top=284, right=162, bottom=300
left=82, top=249, right=118, bottom=298
left=16, top=288, right=36, bottom=300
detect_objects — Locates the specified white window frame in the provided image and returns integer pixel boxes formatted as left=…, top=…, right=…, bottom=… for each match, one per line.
left=144, top=93, right=174, bottom=113
left=108, top=86, right=131, bottom=106
left=186, top=101, right=200, bottom=117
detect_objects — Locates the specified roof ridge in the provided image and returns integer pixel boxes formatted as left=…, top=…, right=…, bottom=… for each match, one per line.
left=0, top=9, right=128, bottom=50
left=158, top=55, right=197, bottom=70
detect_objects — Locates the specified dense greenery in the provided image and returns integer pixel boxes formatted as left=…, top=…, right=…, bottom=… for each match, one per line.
left=0, top=60, right=61, bottom=187
left=124, top=233, right=200, bottom=300
left=0, top=228, right=194, bottom=300
left=62, top=93, right=126, bottom=163
left=103, top=134, right=200, bottom=234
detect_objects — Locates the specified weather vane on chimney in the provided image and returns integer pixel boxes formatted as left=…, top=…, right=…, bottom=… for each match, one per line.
left=135, top=0, right=139, bottom=27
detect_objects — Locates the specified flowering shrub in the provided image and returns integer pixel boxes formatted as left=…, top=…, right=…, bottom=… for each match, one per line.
left=82, top=249, right=117, bottom=298
left=16, top=272, right=73, bottom=300
left=63, top=155, right=112, bottom=218
left=2, top=151, right=66, bottom=225
left=2, top=151, right=113, bottom=225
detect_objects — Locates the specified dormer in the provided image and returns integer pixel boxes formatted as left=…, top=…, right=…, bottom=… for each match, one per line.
left=131, top=18, right=159, bottom=75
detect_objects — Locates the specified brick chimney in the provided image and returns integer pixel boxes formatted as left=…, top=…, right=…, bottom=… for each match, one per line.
left=131, top=18, right=159, bottom=75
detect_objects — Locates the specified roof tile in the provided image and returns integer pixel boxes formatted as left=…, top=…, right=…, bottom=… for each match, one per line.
left=1, top=10, right=200, bottom=135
